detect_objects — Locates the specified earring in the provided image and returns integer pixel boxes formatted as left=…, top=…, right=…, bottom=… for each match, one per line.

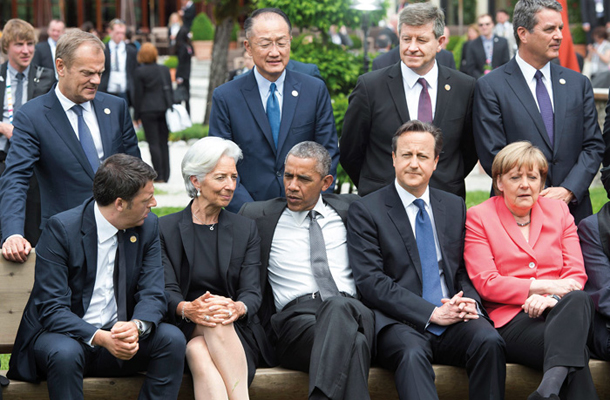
left=196, top=189, right=201, bottom=197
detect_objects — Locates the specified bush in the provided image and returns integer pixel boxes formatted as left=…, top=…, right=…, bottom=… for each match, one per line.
left=163, top=55, right=179, bottom=69
left=349, top=33, right=362, bottom=50
left=191, top=13, right=215, bottom=41
left=571, top=25, right=586, bottom=45
left=137, top=123, right=209, bottom=142
left=331, top=93, right=349, bottom=138
left=448, top=35, right=467, bottom=69
left=231, top=22, right=240, bottom=42
left=291, top=35, right=363, bottom=97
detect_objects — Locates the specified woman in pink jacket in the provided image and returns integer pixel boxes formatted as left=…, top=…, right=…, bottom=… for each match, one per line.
left=464, top=141, right=597, bottom=400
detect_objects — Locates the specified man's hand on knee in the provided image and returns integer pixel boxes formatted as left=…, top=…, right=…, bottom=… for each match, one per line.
left=2, top=235, right=32, bottom=263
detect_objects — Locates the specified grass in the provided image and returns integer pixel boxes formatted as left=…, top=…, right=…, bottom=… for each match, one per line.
left=1, top=353, right=9, bottom=370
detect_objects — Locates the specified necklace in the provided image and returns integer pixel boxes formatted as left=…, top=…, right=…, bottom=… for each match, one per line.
left=192, top=208, right=217, bottom=230
left=516, top=220, right=531, bottom=227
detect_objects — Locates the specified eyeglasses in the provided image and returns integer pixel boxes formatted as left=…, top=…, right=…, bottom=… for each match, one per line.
left=252, top=40, right=291, bottom=50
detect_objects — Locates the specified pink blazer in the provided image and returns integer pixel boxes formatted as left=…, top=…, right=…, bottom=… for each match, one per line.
left=464, top=196, right=587, bottom=328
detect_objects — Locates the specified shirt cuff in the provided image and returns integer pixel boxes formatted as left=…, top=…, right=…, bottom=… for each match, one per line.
left=87, top=329, right=100, bottom=347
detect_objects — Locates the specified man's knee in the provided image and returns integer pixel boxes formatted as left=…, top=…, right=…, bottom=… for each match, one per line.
left=150, top=323, right=186, bottom=359
left=34, top=333, right=85, bottom=374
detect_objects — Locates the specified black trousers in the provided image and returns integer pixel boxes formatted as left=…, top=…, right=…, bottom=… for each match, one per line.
left=497, top=290, right=598, bottom=400
left=271, top=295, right=375, bottom=400
left=141, top=111, right=170, bottom=182
left=589, top=311, right=610, bottom=361
left=377, top=316, right=506, bottom=400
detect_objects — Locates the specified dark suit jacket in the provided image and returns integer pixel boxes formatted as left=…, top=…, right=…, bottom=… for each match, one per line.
left=133, top=63, right=172, bottom=119
left=160, top=204, right=274, bottom=366
left=99, top=43, right=138, bottom=104
left=346, top=184, right=483, bottom=335
left=7, top=198, right=166, bottom=382
left=0, top=62, right=55, bottom=112
left=581, top=0, right=610, bottom=25
left=0, top=89, right=140, bottom=241
left=239, top=194, right=359, bottom=339
left=182, top=3, right=197, bottom=30
left=460, top=35, right=510, bottom=78
left=372, top=47, right=456, bottom=71
left=341, top=62, right=477, bottom=198
left=209, top=69, right=339, bottom=213
left=286, top=60, right=323, bottom=80
left=473, top=58, right=604, bottom=223
left=31, top=41, right=55, bottom=71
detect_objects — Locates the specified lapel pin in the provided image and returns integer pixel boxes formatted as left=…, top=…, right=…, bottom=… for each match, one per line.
left=130, top=236, right=137, bottom=243
left=445, top=84, right=451, bottom=91
left=292, top=90, right=298, bottom=97
left=559, top=78, right=566, bottom=85
left=104, top=108, right=111, bottom=114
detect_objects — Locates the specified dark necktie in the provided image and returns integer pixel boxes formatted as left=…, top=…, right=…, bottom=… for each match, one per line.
left=417, top=78, right=433, bottom=123
left=308, top=210, right=340, bottom=300
left=266, top=83, right=280, bottom=148
left=534, top=70, right=554, bottom=145
left=113, top=230, right=127, bottom=321
left=413, top=199, right=446, bottom=336
left=71, top=105, right=100, bottom=172
left=13, top=72, right=25, bottom=112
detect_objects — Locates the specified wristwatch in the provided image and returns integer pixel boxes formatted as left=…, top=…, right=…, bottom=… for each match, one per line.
left=133, top=319, right=144, bottom=337
left=550, top=294, right=561, bottom=302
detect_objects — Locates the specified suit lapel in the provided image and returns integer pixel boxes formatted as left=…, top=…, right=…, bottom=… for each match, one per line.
left=26, top=65, right=36, bottom=100
left=217, top=210, right=233, bottom=289
left=240, top=72, right=276, bottom=153
left=277, top=71, right=300, bottom=154
left=44, top=91, right=97, bottom=179
left=386, top=185, right=423, bottom=284
left=121, top=228, right=139, bottom=295
left=434, top=67, right=451, bottom=126
left=323, top=195, right=350, bottom=223
left=504, top=59, right=553, bottom=150
left=495, top=197, right=537, bottom=259
left=387, top=63, right=410, bottom=122
left=0, top=63, right=6, bottom=111
left=81, top=201, right=98, bottom=314
left=258, top=199, right=286, bottom=263
left=429, top=189, right=454, bottom=291
left=91, top=95, right=111, bottom=160
left=549, top=64, right=565, bottom=155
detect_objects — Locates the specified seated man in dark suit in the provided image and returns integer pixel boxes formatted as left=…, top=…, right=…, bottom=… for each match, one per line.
left=240, top=141, right=375, bottom=400
left=346, top=121, right=505, bottom=400
left=578, top=193, right=610, bottom=360
left=7, top=154, right=186, bottom=400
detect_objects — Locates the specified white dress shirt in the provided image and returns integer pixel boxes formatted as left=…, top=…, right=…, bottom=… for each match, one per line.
left=268, top=195, right=357, bottom=311
left=54, top=85, right=104, bottom=160
left=515, top=52, right=555, bottom=111
left=401, top=60, right=439, bottom=120
left=107, top=40, right=127, bottom=94
left=254, top=66, right=285, bottom=119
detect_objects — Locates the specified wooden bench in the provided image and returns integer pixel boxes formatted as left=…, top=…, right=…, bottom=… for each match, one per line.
left=2, top=252, right=610, bottom=399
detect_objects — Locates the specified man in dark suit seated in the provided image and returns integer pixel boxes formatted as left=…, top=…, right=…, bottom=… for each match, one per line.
left=342, top=3, right=477, bottom=199
left=346, top=121, right=505, bottom=400
left=209, top=8, right=339, bottom=213
left=240, top=141, right=375, bottom=400
left=0, top=29, right=140, bottom=263
left=0, top=18, right=56, bottom=246
left=7, top=154, right=186, bottom=399
left=473, top=0, right=604, bottom=224
left=460, top=14, right=510, bottom=78
left=32, top=19, right=65, bottom=75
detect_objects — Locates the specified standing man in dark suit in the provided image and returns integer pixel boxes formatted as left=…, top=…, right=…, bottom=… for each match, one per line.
left=342, top=3, right=477, bottom=199
left=240, top=141, right=375, bottom=400
left=0, top=19, right=55, bottom=246
left=581, top=0, right=610, bottom=43
left=0, top=29, right=140, bottom=263
left=7, top=154, right=186, bottom=399
left=32, top=19, right=65, bottom=76
left=473, top=0, right=604, bottom=224
left=372, top=46, right=456, bottom=70
left=346, top=121, right=505, bottom=400
left=460, top=14, right=510, bottom=78
left=180, top=0, right=197, bottom=31
left=209, top=8, right=339, bottom=213
left=99, top=19, right=138, bottom=106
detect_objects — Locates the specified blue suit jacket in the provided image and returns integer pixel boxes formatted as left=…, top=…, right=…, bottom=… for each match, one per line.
left=0, top=89, right=140, bottom=241
left=209, top=69, right=339, bottom=213
left=7, top=198, right=166, bottom=382
left=473, top=58, right=604, bottom=224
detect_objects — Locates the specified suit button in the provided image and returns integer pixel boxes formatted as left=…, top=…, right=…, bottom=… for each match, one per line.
left=529, top=262, right=535, bottom=269
left=276, top=171, right=281, bottom=177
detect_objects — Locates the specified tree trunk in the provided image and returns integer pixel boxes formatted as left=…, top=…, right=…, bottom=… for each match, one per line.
left=204, top=17, right=234, bottom=126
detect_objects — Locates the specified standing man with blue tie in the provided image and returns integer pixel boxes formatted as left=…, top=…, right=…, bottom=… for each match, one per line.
left=0, top=29, right=140, bottom=263
left=209, top=8, right=339, bottom=213
left=346, top=121, right=506, bottom=400
left=473, top=0, right=604, bottom=224
left=99, top=19, right=137, bottom=106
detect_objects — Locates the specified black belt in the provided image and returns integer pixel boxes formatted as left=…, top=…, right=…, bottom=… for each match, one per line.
left=283, top=291, right=356, bottom=311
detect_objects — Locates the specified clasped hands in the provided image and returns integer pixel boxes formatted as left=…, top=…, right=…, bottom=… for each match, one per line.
left=92, top=321, right=140, bottom=361
left=523, top=278, right=582, bottom=318
left=430, top=291, right=479, bottom=326
left=182, top=291, right=245, bottom=327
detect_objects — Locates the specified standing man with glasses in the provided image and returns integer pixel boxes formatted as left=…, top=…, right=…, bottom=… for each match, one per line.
left=460, top=14, right=510, bottom=78
left=99, top=19, right=137, bottom=107
left=209, top=8, right=339, bottom=213
left=0, top=29, right=140, bottom=263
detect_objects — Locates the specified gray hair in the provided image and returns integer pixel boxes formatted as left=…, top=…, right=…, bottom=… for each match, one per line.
left=513, top=0, right=562, bottom=47
left=56, top=30, right=105, bottom=68
left=181, top=137, right=243, bottom=198
left=398, top=2, right=445, bottom=39
left=285, top=141, right=331, bottom=176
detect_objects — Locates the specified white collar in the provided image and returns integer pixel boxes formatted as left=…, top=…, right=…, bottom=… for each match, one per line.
left=401, top=59, right=438, bottom=90
left=94, top=202, right=118, bottom=243
left=515, top=51, right=552, bottom=82
left=394, top=179, right=432, bottom=209
left=286, top=195, right=326, bottom=226
left=54, top=85, right=93, bottom=114
left=253, top=66, right=286, bottom=96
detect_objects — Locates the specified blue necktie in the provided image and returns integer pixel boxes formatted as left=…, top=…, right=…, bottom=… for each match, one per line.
left=413, top=199, right=446, bottom=336
left=72, top=105, right=100, bottom=173
left=13, top=72, right=25, bottom=112
left=266, top=83, right=280, bottom=148
left=534, top=70, right=554, bottom=145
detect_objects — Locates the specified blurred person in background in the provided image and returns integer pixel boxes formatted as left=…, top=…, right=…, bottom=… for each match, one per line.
left=175, top=26, right=193, bottom=116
